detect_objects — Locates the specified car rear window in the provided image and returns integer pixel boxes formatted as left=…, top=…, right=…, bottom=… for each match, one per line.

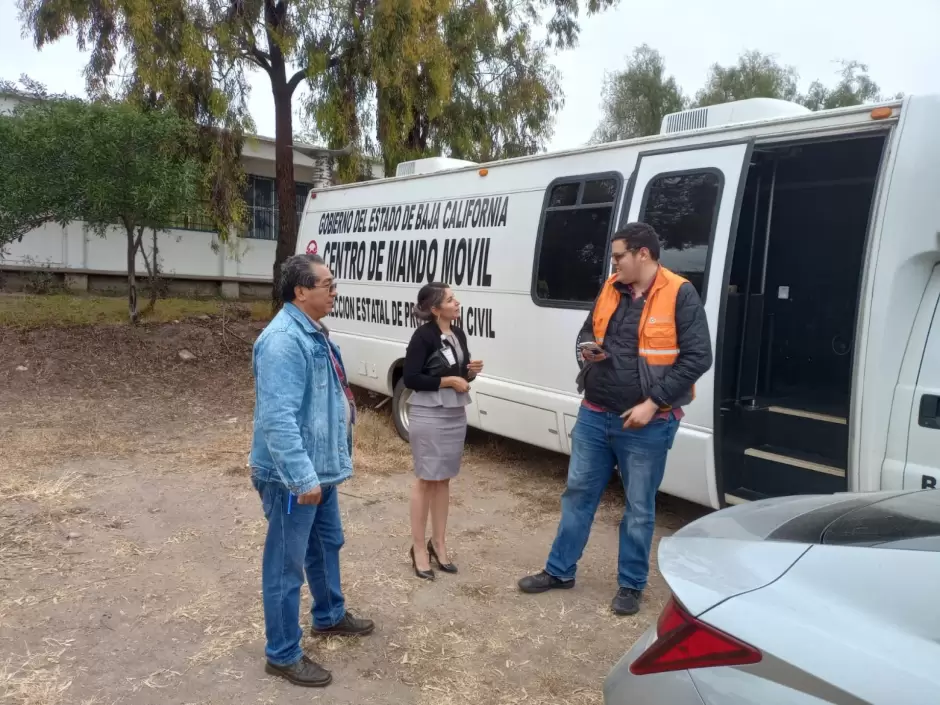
left=821, top=490, right=940, bottom=549
left=767, top=490, right=940, bottom=550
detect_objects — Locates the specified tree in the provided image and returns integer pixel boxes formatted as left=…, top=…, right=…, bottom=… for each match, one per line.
left=17, top=0, right=346, bottom=303
left=0, top=96, right=208, bottom=323
left=695, top=50, right=800, bottom=107
left=307, top=0, right=611, bottom=178
left=590, top=45, right=687, bottom=143
left=18, top=1, right=247, bottom=242
left=591, top=46, right=897, bottom=148
left=695, top=51, right=889, bottom=111
left=20, top=0, right=616, bottom=293
left=799, top=60, right=887, bottom=110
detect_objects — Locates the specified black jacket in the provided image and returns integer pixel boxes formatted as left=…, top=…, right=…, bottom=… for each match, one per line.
left=578, top=281, right=712, bottom=413
left=403, top=322, right=472, bottom=392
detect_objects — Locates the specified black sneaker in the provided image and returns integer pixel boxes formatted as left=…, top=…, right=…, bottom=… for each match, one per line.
left=611, top=588, right=641, bottom=616
left=518, top=570, right=575, bottom=594
left=265, top=655, right=332, bottom=687
left=312, top=611, right=375, bottom=637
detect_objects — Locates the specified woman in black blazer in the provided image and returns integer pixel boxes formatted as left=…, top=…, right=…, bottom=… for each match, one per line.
left=403, top=282, right=483, bottom=580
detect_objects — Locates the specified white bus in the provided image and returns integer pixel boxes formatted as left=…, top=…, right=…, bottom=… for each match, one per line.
left=296, top=95, right=940, bottom=510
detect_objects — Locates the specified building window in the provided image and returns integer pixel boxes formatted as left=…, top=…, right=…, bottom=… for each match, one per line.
left=243, top=175, right=313, bottom=240
left=532, top=174, right=622, bottom=307
left=162, top=202, right=216, bottom=233
left=639, top=170, right=722, bottom=298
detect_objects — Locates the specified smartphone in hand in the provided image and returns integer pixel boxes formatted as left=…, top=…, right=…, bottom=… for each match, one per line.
left=578, top=341, right=607, bottom=360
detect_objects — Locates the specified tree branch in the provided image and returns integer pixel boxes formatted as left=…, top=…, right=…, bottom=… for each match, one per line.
left=248, top=46, right=273, bottom=74
left=287, top=67, right=308, bottom=95
left=287, top=54, right=341, bottom=96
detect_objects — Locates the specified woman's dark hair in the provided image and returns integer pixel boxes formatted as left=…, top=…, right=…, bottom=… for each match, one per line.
left=414, top=282, right=450, bottom=322
left=280, top=254, right=325, bottom=303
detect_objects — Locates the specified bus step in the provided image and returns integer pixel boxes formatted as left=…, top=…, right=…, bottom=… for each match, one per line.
left=739, top=405, right=848, bottom=468
left=724, top=488, right=769, bottom=505
left=738, top=444, right=847, bottom=498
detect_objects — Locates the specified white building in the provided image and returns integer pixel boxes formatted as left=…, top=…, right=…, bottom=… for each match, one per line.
left=0, top=91, right=383, bottom=298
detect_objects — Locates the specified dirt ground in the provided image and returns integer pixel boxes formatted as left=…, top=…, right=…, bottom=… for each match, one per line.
left=0, top=316, right=707, bottom=705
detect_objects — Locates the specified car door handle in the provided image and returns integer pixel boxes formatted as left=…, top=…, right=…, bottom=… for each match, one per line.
left=919, top=394, right=940, bottom=430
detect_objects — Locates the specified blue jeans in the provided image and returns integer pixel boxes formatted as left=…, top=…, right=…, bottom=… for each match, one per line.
left=253, top=477, right=347, bottom=666
left=546, top=405, right=679, bottom=590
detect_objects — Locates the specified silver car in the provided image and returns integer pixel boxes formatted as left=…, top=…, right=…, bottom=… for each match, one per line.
left=604, top=489, right=940, bottom=705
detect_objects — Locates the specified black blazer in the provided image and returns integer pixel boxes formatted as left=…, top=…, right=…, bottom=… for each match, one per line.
left=403, top=322, right=471, bottom=392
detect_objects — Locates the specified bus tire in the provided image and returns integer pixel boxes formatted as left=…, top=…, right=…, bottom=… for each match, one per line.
left=391, top=377, right=412, bottom=443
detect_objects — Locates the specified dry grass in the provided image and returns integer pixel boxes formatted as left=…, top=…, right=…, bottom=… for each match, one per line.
left=164, top=591, right=265, bottom=667
left=0, top=640, right=75, bottom=705
left=0, top=470, right=83, bottom=504
left=0, top=293, right=271, bottom=329
left=384, top=613, right=606, bottom=705
left=353, top=409, right=412, bottom=476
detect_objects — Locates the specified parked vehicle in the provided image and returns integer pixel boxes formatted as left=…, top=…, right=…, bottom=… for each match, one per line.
left=296, top=95, right=940, bottom=509
left=603, top=489, right=940, bottom=705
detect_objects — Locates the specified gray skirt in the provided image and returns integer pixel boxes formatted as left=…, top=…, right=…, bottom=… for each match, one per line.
left=409, top=405, right=467, bottom=481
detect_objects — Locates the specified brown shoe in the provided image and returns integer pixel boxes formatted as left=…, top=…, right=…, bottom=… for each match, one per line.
left=265, top=654, right=332, bottom=687
left=312, top=611, right=375, bottom=637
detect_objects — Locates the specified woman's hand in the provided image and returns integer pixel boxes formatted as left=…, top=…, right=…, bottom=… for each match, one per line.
left=442, top=376, right=471, bottom=393
left=468, top=359, right=484, bottom=376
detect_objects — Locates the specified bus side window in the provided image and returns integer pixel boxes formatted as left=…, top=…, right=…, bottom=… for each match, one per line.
left=638, top=170, right=722, bottom=299
left=532, top=173, right=622, bottom=307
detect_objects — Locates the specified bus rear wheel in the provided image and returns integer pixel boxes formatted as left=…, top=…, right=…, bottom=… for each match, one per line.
left=391, top=378, right=412, bottom=443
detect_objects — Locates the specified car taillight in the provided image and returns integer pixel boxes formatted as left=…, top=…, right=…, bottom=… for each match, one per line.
left=629, top=596, right=762, bottom=676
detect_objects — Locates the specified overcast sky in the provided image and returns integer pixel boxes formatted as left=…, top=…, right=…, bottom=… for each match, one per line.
left=2, top=0, right=938, bottom=152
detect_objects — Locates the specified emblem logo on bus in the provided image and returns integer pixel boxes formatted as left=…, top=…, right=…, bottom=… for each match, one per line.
left=306, top=240, right=318, bottom=255
left=575, top=328, right=590, bottom=369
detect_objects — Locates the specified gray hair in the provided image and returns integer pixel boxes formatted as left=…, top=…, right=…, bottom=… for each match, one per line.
left=280, top=254, right=325, bottom=303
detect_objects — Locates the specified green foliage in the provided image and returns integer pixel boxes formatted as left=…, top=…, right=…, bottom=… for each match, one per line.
left=594, top=49, right=894, bottom=143
left=0, top=96, right=208, bottom=321
left=307, top=0, right=610, bottom=177
left=799, top=60, right=888, bottom=110
left=591, top=45, right=687, bottom=143
left=19, top=0, right=614, bottom=276
left=695, top=50, right=801, bottom=107
left=0, top=87, right=82, bottom=245
left=17, top=0, right=254, bottom=246
left=0, top=97, right=202, bottom=237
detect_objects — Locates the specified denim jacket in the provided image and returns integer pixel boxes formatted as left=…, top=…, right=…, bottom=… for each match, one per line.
left=249, top=303, right=353, bottom=494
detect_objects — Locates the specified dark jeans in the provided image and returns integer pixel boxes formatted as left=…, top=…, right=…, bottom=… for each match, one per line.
left=545, top=405, right=679, bottom=590
left=252, top=477, right=346, bottom=666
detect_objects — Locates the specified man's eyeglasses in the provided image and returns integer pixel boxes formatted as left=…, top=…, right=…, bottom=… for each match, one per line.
left=303, top=278, right=337, bottom=292
left=611, top=247, right=643, bottom=263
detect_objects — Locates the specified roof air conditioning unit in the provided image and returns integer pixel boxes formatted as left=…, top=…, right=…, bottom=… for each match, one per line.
left=661, top=98, right=812, bottom=135
left=395, top=157, right=478, bottom=177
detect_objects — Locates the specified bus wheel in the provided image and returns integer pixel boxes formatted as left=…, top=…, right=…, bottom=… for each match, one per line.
left=391, top=378, right=413, bottom=443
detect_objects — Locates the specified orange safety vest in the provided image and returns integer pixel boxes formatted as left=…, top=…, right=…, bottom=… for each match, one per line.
left=591, top=266, right=694, bottom=408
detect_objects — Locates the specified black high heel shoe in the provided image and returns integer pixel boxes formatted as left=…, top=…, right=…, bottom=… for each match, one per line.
left=427, top=539, right=458, bottom=574
left=410, top=546, right=435, bottom=581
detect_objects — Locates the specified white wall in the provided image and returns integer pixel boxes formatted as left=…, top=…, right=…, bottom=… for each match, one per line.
left=1, top=220, right=276, bottom=281
left=0, top=95, right=19, bottom=115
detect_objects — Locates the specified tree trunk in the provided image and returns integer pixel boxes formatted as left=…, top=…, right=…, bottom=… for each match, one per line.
left=138, top=226, right=160, bottom=316
left=271, top=84, right=297, bottom=309
left=149, top=228, right=159, bottom=311
left=265, top=2, right=298, bottom=310
left=125, top=224, right=139, bottom=324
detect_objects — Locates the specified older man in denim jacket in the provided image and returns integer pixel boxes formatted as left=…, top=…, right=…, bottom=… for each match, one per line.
left=250, top=254, right=374, bottom=688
